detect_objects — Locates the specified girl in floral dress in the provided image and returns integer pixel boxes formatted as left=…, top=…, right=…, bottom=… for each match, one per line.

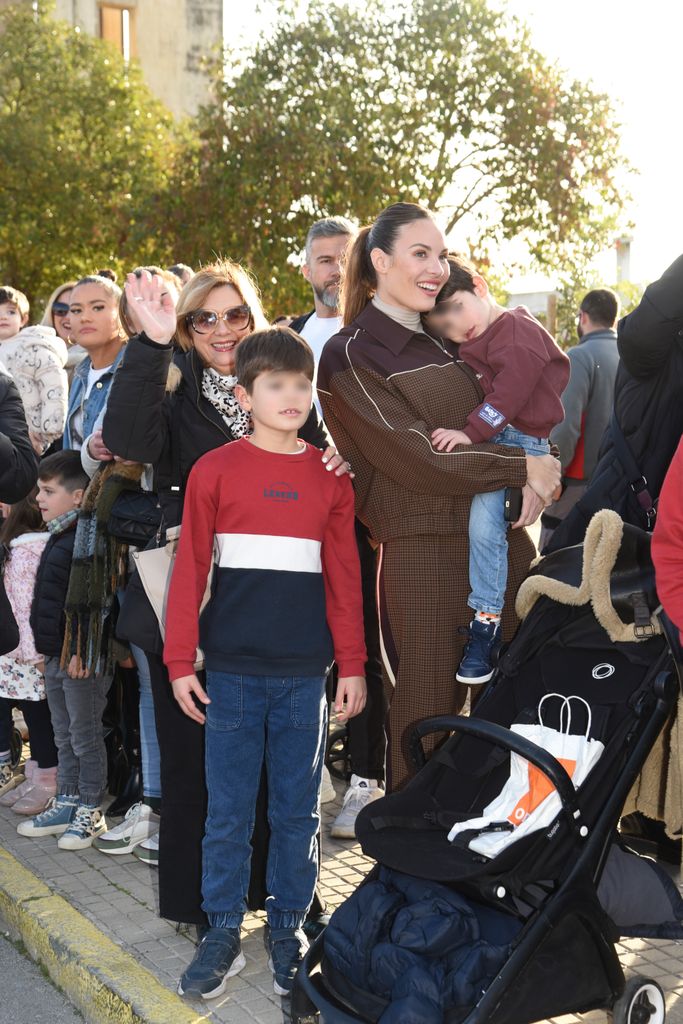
left=0, top=492, right=58, bottom=814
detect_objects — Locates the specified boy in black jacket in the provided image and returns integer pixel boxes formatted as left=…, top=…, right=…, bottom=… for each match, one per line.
left=20, top=452, right=111, bottom=850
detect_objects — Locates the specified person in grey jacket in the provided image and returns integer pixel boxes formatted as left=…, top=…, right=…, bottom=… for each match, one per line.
left=539, top=289, right=620, bottom=550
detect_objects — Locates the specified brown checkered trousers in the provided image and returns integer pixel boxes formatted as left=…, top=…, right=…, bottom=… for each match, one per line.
left=318, top=303, right=536, bottom=791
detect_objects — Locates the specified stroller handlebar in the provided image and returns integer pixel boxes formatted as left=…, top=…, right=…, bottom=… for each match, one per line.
left=409, top=715, right=585, bottom=834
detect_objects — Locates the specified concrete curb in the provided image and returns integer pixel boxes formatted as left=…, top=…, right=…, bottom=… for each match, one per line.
left=0, top=847, right=207, bottom=1024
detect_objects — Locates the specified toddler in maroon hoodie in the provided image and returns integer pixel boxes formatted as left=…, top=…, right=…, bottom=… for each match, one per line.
left=424, top=255, right=569, bottom=686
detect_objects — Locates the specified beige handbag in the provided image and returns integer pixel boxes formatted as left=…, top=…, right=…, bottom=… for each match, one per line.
left=132, top=525, right=214, bottom=671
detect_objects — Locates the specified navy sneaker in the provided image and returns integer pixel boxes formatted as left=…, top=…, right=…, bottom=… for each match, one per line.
left=264, top=926, right=308, bottom=996
left=177, top=926, right=245, bottom=999
left=456, top=619, right=501, bottom=685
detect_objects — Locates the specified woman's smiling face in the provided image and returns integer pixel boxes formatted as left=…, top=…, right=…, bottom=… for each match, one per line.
left=371, top=218, right=449, bottom=313
left=188, top=284, right=251, bottom=375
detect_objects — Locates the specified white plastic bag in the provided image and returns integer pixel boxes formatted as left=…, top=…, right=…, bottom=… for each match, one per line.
left=447, top=695, right=604, bottom=858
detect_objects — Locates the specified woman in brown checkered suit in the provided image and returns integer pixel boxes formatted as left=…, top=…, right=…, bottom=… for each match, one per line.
left=317, top=203, right=560, bottom=791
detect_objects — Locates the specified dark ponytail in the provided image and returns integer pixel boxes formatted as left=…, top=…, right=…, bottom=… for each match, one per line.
left=0, top=489, right=44, bottom=545
left=340, top=203, right=435, bottom=326
left=341, top=226, right=374, bottom=326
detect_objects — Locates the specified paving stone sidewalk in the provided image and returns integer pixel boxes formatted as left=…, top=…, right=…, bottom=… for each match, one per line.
left=1, top=777, right=683, bottom=1024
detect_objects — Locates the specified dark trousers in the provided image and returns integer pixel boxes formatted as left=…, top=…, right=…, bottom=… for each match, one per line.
left=147, top=652, right=207, bottom=926
left=0, top=696, right=58, bottom=768
left=346, top=520, right=387, bottom=780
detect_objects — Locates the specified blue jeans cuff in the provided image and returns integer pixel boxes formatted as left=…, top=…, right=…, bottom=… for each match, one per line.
left=266, top=907, right=306, bottom=931
left=208, top=911, right=243, bottom=930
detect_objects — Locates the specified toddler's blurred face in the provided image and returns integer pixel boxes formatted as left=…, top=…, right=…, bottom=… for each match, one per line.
left=425, top=287, right=493, bottom=344
left=0, top=301, right=27, bottom=341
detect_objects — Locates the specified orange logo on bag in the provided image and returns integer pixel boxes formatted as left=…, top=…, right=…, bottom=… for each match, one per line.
left=508, top=759, right=576, bottom=826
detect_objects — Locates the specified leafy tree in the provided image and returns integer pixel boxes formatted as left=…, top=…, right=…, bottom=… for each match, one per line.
left=165, top=0, right=629, bottom=314
left=0, top=1, right=181, bottom=307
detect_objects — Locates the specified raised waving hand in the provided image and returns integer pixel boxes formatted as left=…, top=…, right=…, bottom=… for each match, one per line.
left=125, top=270, right=177, bottom=345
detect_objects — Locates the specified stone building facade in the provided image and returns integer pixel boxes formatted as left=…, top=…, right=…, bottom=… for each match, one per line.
left=51, top=0, right=224, bottom=117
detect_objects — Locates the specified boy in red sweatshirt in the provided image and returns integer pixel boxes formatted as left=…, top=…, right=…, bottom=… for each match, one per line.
left=425, top=255, right=569, bottom=685
left=652, top=436, right=683, bottom=641
left=164, top=327, right=366, bottom=1001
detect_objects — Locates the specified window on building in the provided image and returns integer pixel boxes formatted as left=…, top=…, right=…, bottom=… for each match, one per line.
left=99, top=5, right=136, bottom=62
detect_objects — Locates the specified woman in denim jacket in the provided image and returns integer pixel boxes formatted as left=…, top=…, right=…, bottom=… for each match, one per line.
left=63, top=275, right=126, bottom=452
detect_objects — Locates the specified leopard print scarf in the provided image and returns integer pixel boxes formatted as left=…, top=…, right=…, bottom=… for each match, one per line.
left=201, top=367, right=252, bottom=438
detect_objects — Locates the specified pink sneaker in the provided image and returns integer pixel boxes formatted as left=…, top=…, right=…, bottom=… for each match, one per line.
left=13, top=766, right=58, bottom=815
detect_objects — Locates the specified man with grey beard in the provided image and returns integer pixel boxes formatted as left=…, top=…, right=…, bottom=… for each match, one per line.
left=291, top=216, right=388, bottom=838
left=290, top=217, right=354, bottom=417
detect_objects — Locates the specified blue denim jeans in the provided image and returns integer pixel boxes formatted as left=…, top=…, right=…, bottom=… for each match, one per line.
left=130, top=644, right=161, bottom=800
left=468, top=426, right=550, bottom=616
left=201, top=671, right=327, bottom=931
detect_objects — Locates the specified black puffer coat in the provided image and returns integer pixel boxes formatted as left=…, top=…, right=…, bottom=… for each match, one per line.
left=0, top=368, right=38, bottom=503
left=30, top=525, right=76, bottom=658
left=102, top=333, right=329, bottom=526
left=547, top=253, right=683, bottom=551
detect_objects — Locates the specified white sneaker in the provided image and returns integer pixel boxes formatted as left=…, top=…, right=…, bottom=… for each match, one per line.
left=57, top=804, right=107, bottom=850
left=132, top=830, right=159, bottom=866
left=92, top=802, right=159, bottom=855
left=330, top=775, right=384, bottom=839
left=320, top=764, right=336, bottom=804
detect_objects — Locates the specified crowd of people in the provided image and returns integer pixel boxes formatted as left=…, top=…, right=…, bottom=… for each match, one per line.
left=0, top=201, right=682, bottom=1002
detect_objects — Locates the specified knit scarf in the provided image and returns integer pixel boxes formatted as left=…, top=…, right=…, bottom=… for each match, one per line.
left=201, top=367, right=252, bottom=438
left=62, top=461, right=144, bottom=674
left=47, top=508, right=79, bottom=536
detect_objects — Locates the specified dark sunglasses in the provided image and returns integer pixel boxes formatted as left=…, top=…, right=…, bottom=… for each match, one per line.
left=52, top=302, right=70, bottom=318
left=186, top=305, right=251, bottom=334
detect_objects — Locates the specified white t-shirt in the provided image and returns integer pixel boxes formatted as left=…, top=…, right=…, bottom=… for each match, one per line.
left=299, top=313, right=343, bottom=417
left=71, top=364, right=112, bottom=450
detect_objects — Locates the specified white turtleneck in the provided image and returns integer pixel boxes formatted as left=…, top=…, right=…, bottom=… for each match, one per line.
left=372, top=295, right=422, bottom=334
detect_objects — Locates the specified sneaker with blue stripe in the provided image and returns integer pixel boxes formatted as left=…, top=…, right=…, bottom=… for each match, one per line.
left=16, top=794, right=78, bottom=837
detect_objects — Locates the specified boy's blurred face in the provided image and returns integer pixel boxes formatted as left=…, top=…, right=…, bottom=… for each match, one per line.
left=36, top=477, right=83, bottom=522
left=0, top=301, right=28, bottom=341
left=237, top=370, right=312, bottom=434
left=425, top=278, right=495, bottom=343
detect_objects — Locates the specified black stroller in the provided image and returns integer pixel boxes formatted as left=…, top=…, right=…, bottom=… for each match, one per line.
left=293, top=511, right=683, bottom=1024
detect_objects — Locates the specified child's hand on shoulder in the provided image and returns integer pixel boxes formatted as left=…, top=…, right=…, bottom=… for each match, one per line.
left=171, top=673, right=210, bottom=724
left=335, top=676, right=367, bottom=721
left=431, top=428, right=472, bottom=452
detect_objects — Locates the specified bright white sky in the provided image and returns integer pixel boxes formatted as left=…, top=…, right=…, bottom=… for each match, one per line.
left=228, top=0, right=682, bottom=287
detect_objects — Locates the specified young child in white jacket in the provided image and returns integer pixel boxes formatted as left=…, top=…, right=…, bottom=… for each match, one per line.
left=0, top=286, right=68, bottom=453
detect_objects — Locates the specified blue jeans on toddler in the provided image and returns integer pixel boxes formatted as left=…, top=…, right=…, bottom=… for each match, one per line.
left=468, top=425, right=550, bottom=616
left=201, top=671, right=327, bottom=932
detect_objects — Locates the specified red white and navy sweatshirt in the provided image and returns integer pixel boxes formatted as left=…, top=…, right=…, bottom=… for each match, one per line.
left=164, top=438, right=367, bottom=682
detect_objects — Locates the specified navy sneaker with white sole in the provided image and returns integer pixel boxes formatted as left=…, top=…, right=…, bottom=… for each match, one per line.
left=178, top=926, right=245, bottom=1000
left=455, top=618, right=501, bottom=685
